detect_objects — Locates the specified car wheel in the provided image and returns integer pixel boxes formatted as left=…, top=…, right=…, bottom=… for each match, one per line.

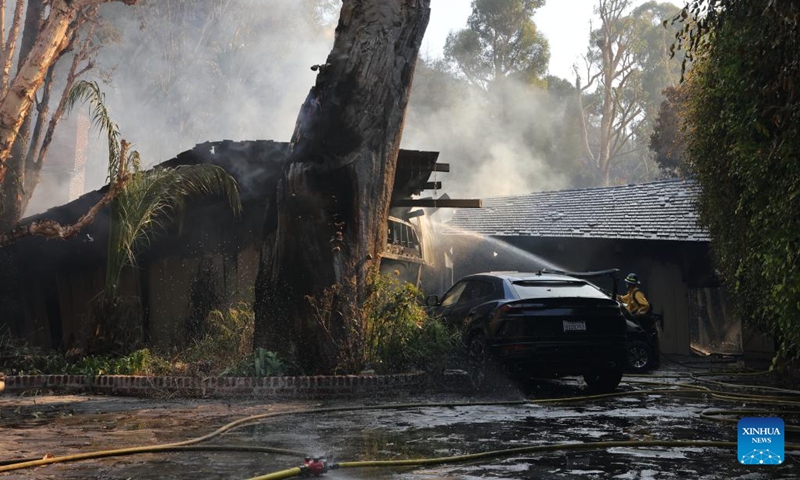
left=627, top=340, right=655, bottom=373
left=583, top=366, right=623, bottom=393
left=467, top=334, right=497, bottom=391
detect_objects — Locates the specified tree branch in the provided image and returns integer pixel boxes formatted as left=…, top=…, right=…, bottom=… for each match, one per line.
left=0, top=139, right=129, bottom=245
left=0, top=0, right=6, bottom=54
left=24, top=9, right=97, bottom=211
left=0, top=0, right=25, bottom=97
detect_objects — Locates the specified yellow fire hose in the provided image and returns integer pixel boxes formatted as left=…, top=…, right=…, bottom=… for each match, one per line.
left=248, top=440, right=800, bottom=480
left=0, top=445, right=309, bottom=467
left=1, top=374, right=798, bottom=477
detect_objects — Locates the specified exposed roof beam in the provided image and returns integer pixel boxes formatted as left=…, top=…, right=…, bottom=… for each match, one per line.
left=391, top=199, right=482, bottom=208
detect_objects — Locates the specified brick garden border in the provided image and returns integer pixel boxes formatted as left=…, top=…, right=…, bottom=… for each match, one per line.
left=0, top=372, right=427, bottom=399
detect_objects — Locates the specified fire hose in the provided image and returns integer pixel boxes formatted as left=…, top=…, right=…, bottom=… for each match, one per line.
left=0, top=372, right=798, bottom=477
left=248, top=440, right=800, bottom=480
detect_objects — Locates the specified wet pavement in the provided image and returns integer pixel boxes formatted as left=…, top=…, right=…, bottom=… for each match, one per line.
left=1, top=363, right=798, bottom=479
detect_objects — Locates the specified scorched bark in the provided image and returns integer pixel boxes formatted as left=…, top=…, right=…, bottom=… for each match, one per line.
left=254, top=0, right=431, bottom=373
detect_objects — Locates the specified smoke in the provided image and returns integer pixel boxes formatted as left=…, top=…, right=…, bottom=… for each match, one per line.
left=402, top=60, right=580, bottom=200
left=28, top=1, right=582, bottom=215
left=74, top=0, right=335, bottom=196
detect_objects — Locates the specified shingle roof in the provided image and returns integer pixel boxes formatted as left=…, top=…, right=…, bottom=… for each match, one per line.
left=447, top=179, right=710, bottom=242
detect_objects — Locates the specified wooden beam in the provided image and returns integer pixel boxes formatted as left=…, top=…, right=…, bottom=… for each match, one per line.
left=396, top=161, right=448, bottom=172
left=423, top=181, right=442, bottom=190
left=391, top=198, right=482, bottom=208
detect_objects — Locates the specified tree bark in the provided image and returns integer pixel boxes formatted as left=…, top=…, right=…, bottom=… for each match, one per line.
left=254, top=0, right=430, bottom=373
left=0, top=0, right=136, bottom=185
left=0, top=0, right=44, bottom=231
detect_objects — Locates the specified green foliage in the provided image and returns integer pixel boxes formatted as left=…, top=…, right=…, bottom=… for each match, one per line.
left=649, top=85, right=688, bottom=177
left=218, top=348, right=286, bottom=377
left=681, top=0, right=800, bottom=360
left=0, top=327, right=169, bottom=376
left=361, top=274, right=459, bottom=373
left=176, top=301, right=285, bottom=377
left=72, top=349, right=172, bottom=377
left=179, top=302, right=255, bottom=370
left=0, top=326, right=68, bottom=375
left=67, top=80, right=123, bottom=184
left=66, top=80, right=241, bottom=353
left=1, top=305, right=285, bottom=378
left=106, top=162, right=241, bottom=294
left=444, top=0, right=549, bottom=89
left=308, top=274, right=461, bottom=375
left=88, top=294, right=144, bottom=356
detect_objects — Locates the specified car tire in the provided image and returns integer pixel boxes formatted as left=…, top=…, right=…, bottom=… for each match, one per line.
left=467, top=334, right=500, bottom=391
left=627, top=340, right=655, bottom=373
left=583, top=366, right=623, bottom=393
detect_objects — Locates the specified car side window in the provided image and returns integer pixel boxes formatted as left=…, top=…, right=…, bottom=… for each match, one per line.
left=457, top=280, right=495, bottom=304
left=440, top=281, right=467, bottom=307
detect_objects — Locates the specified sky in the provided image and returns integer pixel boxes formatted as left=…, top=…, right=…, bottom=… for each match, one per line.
left=421, top=0, right=684, bottom=81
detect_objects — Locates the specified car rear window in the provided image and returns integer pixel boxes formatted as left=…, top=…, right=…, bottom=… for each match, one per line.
left=511, top=280, right=609, bottom=299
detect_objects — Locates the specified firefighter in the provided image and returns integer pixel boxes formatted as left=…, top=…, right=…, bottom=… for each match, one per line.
left=617, top=273, right=651, bottom=317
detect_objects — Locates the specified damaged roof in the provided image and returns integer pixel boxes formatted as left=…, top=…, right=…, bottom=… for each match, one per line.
left=12, top=140, right=442, bottom=268
left=21, top=140, right=439, bottom=226
left=447, top=179, right=710, bottom=242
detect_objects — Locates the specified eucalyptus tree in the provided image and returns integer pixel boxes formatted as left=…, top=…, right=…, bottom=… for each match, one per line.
left=254, top=0, right=431, bottom=373
left=576, top=0, right=681, bottom=185
left=0, top=0, right=139, bottom=231
left=444, top=0, right=549, bottom=90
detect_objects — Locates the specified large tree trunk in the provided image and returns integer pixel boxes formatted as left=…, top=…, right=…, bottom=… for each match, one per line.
left=254, top=0, right=430, bottom=373
left=0, top=0, right=44, bottom=231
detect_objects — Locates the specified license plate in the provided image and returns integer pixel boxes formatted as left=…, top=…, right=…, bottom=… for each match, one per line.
left=563, top=320, right=587, bottom=332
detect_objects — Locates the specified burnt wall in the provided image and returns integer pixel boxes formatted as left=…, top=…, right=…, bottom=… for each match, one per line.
left=1, top=141, right=290, bottom=350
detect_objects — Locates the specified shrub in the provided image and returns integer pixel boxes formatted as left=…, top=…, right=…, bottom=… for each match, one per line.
left=72, top=348, right=171, bottom=376
left=221, top=347, right=286, bottom=377
left=681, top=0, right=800, bottom=362
left=0, top=326, right=68, bottom=375
left=309, top=273, right=461, bottom=374
left=178, top=301, right=255, bottom=372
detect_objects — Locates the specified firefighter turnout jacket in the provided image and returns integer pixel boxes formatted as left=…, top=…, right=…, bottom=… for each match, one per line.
left=618, top=288, right=651, bottom=316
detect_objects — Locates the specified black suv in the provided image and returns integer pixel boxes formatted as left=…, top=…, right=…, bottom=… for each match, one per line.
left=428, top=271, right=628, bottom=392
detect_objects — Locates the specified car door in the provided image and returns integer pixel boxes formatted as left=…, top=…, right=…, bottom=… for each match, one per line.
left=436, top=281, right=468, bottom=326
left=443, top=279, right=498, bottom=328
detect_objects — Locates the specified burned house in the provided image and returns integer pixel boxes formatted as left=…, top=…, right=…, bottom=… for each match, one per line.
left=0, top=140, right=476, bottom=350
left=445, top=179, right=774, bottom=358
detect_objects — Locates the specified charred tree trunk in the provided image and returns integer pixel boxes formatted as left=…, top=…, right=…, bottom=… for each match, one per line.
left=254, top=0, right=430, bottom=373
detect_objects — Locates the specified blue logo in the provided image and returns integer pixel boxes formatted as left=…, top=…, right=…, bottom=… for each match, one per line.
left=738, top=417, right=784, bottom=465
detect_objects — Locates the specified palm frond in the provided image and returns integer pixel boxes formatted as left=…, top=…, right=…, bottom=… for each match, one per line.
left=105, top=164, right=242, bottom=291
left=67, top=80, right=121, bottom=182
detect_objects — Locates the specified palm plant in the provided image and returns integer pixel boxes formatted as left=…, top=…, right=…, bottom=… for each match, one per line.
left=105, top=161, right=241, bottom=296
left=67, top=80, right=241, bottom=350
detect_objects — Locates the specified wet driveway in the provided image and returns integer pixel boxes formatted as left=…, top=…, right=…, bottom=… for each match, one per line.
left=1, top=365, right=797, bottom=479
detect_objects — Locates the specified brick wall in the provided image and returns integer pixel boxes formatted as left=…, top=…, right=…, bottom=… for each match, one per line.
left=0, top=372, right=426, bottom=399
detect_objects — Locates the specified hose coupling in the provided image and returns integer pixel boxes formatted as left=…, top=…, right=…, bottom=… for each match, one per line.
left=301, top=457, right=327, bottom=477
